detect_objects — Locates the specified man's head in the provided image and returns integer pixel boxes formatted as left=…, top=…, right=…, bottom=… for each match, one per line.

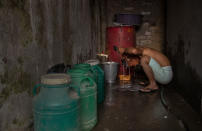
left=121, top=53, right=140, bottom=67
left=127, top=57, right=140, bottom=67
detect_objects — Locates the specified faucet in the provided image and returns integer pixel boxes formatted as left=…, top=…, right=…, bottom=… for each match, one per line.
left=96, top=53, right=109, bottom=58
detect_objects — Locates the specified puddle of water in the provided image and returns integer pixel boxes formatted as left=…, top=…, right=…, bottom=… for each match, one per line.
left=117, top=82, right=145, bottom=92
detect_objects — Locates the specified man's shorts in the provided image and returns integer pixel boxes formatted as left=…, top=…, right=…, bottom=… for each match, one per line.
left=149, top=57, right=173, bottom=84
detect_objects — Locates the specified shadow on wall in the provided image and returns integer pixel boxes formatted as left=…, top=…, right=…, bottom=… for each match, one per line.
left=46, top=63, right=71, bottom=74
left=166, top=35, right=202, bottom=113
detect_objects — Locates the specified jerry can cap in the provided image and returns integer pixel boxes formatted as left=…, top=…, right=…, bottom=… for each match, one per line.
left=85, top=59, right=100, bottom=66
left=41, top=73, right=71, bottom=85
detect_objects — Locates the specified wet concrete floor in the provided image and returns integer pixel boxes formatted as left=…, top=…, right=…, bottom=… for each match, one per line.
left=92, top=81, right=202, bottom=131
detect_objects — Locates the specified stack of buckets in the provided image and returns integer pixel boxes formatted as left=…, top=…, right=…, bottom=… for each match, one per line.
left=33, top=59, right=104, bottom=131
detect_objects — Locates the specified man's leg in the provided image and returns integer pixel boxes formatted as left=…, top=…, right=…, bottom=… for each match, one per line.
left=139, top=55, right=158, bottom=92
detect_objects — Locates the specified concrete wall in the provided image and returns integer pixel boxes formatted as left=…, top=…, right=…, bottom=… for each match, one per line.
left=107, top=0, right=165, bottom=51
left=0, top=0, right=104, bottom=130
left=166, top=0, right=202, bottom=112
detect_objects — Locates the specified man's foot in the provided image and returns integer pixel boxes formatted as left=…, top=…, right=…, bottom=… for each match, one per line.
left=139, top=83, right=158, bottom=93
left=139, top=88, right=158, bottom=93
left=136, top=81, right=149, bottom=86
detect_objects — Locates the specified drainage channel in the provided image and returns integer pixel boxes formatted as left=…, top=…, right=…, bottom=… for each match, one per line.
left=160, top=87, right=190, bottom=131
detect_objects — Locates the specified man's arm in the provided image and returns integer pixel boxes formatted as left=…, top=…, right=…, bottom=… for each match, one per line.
left=118, top=47, right=134, bottom=54
left=118, top=47, right=143, bottom=56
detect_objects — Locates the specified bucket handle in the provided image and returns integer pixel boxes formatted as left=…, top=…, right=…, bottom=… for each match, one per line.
left=89, top=68, right=98, bottom=82
left=90, top=68, right=97, bottom=74
left=94, top=65, right=104, bottom=74
left=33, top=84, right=42, bottom=96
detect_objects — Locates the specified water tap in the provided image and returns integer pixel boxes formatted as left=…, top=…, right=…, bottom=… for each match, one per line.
left=96, top=53, right=108, bottom=58
left=121, top=58, right=128, bottom=67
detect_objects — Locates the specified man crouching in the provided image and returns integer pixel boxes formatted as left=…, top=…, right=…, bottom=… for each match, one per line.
left=118, top=47, right=173, bottom=93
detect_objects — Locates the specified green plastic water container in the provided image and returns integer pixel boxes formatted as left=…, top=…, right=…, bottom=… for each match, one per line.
left=73, top=64, right=97, bottom=82
left=85, top=59, right=105, bottom=103
left=67, top=69, right=97, bottom=131
left=33, top=74, right=80, bottom=131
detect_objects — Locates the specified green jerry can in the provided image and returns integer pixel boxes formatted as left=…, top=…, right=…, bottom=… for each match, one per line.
left=67, top=69, right=97, bottom=131
left=85, top=59, right=105, bottom=103
left=72, top=64, right=97, bottom=82
left=33, top=73, right=80, bottom=131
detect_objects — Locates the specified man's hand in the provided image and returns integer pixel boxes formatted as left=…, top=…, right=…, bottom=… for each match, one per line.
left=113, top=46, right=126, bottom=54
left=118, top=47, right=126, bottom=54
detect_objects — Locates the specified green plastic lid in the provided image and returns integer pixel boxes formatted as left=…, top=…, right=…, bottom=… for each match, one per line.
left=41, top=73, right=71, bottom=85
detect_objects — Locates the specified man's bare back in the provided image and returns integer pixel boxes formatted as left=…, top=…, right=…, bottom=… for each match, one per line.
left=142, top=47, right=170, bottom=67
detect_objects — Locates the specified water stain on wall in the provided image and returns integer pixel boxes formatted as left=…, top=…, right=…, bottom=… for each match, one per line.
left=0, top=0, right=105, bottom=130
left=166, top=35, right=202, bottom=112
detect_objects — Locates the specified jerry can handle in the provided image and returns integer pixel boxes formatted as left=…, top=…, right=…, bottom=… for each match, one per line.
left=90, top=68, right=96, bottom=74
left=69, top=84, right=80, bottom=96
left=94, top=65, right=104, bottom=74
left=33, top=84, right=42, bottom=96
left=80, top=76, right=95, bottom=87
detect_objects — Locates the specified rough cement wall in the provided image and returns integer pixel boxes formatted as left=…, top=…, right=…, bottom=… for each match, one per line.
left=0, top=0, right=103, bottom=130
left=107, top=0, right=165, bottom=51
left=166, top=0, right=202, bottom=112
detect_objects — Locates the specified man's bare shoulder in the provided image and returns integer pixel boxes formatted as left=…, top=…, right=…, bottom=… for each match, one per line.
left=141, top=47, right=157, bottom=55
